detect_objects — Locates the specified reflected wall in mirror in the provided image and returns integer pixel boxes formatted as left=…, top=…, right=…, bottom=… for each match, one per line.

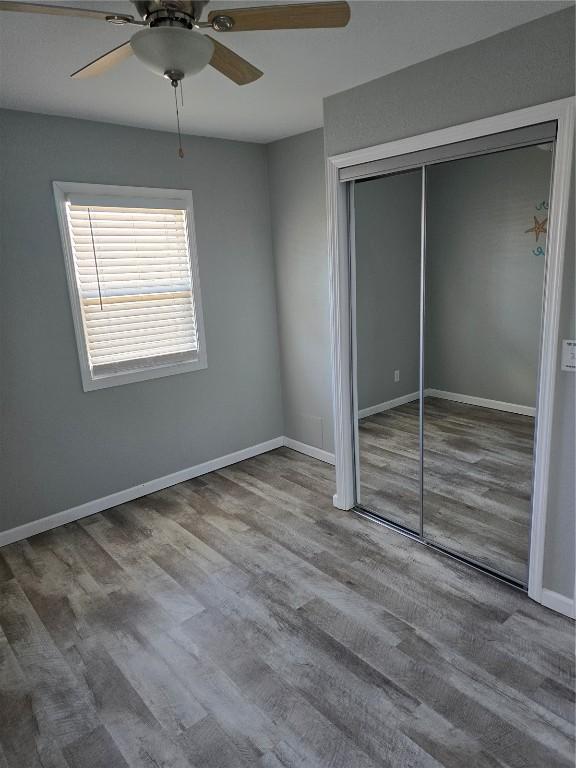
left=423, top=143, right=554, bottom=583
left=354, top=169, right=422, bottom=531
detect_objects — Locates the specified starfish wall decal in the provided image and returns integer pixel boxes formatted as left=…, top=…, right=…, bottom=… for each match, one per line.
left=525, top=216, right=548, bottom=241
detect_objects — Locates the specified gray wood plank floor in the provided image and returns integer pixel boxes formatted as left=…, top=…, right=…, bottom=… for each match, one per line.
left=0, top=447, right=573, bottom=768
left=359, top=397, right=534, bottom=582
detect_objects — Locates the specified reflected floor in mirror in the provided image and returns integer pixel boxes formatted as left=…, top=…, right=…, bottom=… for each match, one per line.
left=358, top=397, right=534, bottom=583
left=358, top=401, right=422, bottom=533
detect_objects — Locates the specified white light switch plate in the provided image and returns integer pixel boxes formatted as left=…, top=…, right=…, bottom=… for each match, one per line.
left=561, top=339, right=576, bottom=372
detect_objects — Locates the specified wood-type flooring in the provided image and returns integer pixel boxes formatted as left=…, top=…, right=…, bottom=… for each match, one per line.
left=0, top=447, right=573, bottom=767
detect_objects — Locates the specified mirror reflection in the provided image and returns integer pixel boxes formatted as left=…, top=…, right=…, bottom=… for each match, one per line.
left=353, top=137, right=554, bottom=585
left=354, top=169, right=422, bottom=532
left=423, top=143, right=553, bottom=581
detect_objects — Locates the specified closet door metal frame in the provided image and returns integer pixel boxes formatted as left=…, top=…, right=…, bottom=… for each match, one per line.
left=418, top=167, right=426, bottom=539
left=328, top=98, right=575, bottom=613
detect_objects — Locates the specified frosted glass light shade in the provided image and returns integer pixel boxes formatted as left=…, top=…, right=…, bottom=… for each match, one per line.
left=130, top=27, right=214, bottom=79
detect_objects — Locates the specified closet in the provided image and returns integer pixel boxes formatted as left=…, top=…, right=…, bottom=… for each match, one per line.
left=350, top=123, right=556, bottom=586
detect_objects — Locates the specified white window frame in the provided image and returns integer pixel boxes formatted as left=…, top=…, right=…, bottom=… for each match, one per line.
left=53, top=181, right=207, bottom=391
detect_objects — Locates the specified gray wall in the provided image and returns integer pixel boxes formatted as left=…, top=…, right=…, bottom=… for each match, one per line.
left=318, top=7, right=574, bottom=598
left=0, top=109, right=283, bottom=531
left=355, top=172, right=421, bottom=411
left=324, top=8, right=575, bottom=157
left=425, top=145, right=552, bottom=407
left=267, top=129, right=334, bottom=452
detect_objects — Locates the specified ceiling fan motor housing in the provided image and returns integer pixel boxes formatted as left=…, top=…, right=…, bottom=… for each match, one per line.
left=130, top=27, right=215, bottom=79
left=132, top=1, right=208, bottom=24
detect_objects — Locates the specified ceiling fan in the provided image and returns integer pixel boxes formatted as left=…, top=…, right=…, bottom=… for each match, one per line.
left=0, top=1, right=352, bottom=86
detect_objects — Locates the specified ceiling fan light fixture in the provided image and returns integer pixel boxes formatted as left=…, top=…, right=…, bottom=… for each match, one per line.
left=130, top=27, right=214, bottom=80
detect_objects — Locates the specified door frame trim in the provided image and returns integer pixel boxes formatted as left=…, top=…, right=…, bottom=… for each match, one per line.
left=326, top=97, right=575, bottom=613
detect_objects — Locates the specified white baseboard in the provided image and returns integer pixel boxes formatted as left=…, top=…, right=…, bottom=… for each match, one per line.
left=0, top=437, right=284, bottom=548
left=283, top=437, right=336, bottom=465
left=357, top=389, right=535, bottom=420
left=425, top=389, right=536, bottom=417
left=540, top=588, right=575, bottom=619
left=358, top=391, right=419, bottom=419
left=0, top=435, right=338, bottom=548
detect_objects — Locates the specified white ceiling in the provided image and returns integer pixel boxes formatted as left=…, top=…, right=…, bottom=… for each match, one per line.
left=0, top=0, right=570, bottom=142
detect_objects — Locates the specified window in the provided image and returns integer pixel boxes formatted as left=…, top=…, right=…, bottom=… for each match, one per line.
left=54, top=182, right=207, bottom=391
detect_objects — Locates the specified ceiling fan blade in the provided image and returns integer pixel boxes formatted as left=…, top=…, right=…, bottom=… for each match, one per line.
left=0, top=1, right=141, bottom=24
left=206, top=36, right=263, bottom=85
left=71, top=40, right=133, bottom=79
left=208, top=2, right=350, bottom=31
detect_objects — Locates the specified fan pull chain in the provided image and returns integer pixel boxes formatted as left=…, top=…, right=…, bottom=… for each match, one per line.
left=87, top=207, right=104, bottom=310
left=180, top=81, right=184, bottom=108
left=172, top=82, right=185, bottom=159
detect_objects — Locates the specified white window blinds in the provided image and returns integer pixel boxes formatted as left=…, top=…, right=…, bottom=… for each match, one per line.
left=65, top=201, right=200, bottom=379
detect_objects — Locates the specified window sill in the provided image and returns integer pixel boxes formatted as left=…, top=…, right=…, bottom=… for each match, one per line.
left=81, top=356, right=208, bottom=392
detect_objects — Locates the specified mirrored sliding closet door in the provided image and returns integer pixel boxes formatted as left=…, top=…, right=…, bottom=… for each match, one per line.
left=354, top=168, right=423, bottom=533
left=422, top=143, right=554, bottom=583
left=352, top=124, right=556, bottom=585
